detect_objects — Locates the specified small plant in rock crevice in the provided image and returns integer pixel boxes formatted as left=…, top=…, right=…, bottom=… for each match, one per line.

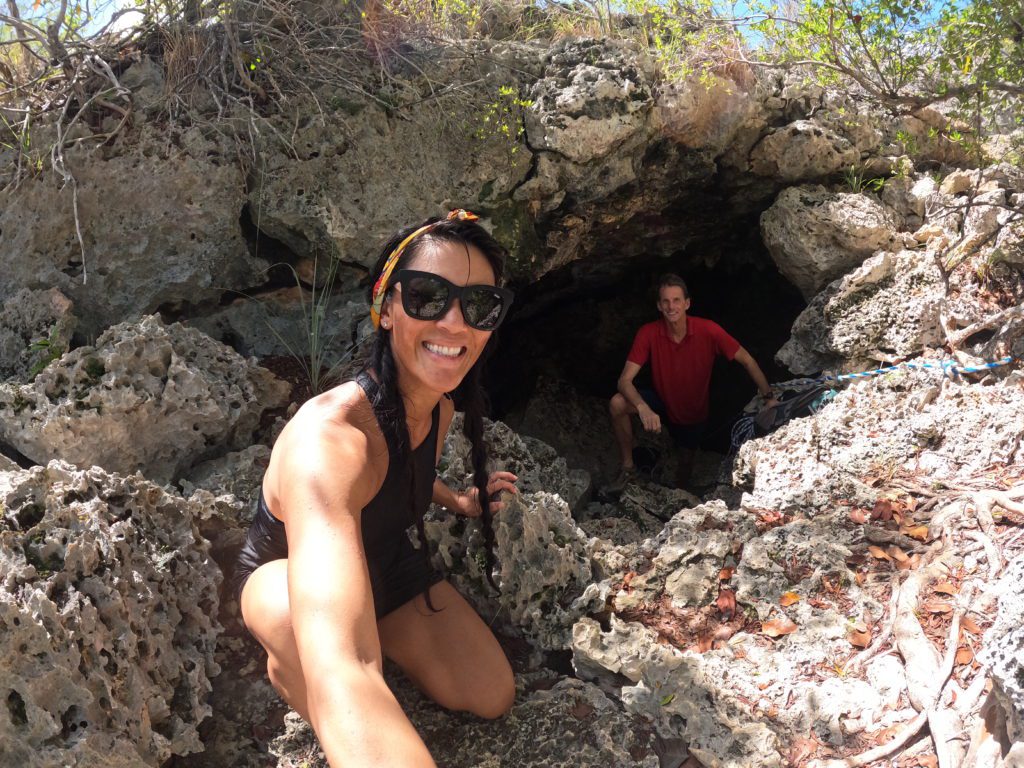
left=841, top=165, right=885, bottom=194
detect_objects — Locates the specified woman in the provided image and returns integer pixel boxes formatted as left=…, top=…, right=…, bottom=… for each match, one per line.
left=234, top=210, right=519, bottom=766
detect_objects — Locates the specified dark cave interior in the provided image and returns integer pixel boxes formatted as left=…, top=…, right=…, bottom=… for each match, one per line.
left=488, top=239, right=806, bottom=456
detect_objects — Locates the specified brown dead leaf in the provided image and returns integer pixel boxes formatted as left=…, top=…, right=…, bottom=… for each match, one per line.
left=622, top=571, right=636, bottom=588
left=712, top=625, right=735, bottom=648
left=849, top=508, right=869, bottom=524
left=849, top=627, right=873, bottom=648
left=932, top=581, right=959, bottom=595
left=717, top=586, right=737, bottom=620
left=719, top=567, right=734, bottom=581
left=962, top=617, right=982, bottom=634
left=955, top=646, right=975, bottom=665
left=902, top=524, right=929, bottom=541
left=922, top=599, right=953, bottom=614
left=868, top=545, right=891, bottom=560
left=780, top=591, right=801, bottom=607
left=872, top=499, right=894, bottom=521
left=887, top=546, right=909, bottom=562
left=786, top=735, right=819, bottom=766
left=761, top=616, right=798, bottom=638
left=854, top=571, right=866, bottom=586
left=692, top=631, right=714, bottom=654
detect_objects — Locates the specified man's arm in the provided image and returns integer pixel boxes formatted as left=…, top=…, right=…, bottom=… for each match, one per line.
left=732, top=347, right=778, bottom=403
left=618, top=361, right=661, bottom=432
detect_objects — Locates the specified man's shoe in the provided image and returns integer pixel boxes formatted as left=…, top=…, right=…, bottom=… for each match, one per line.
left=606, top=466, right=638, bottom=495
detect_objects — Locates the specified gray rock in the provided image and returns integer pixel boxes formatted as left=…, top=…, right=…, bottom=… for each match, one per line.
left=0, top=137, right=265, bottom=339
left=750, top=120, right=860, bottom=182
left=776, top=249, right=946, bottom=375
left=734, top=371, right=1024, bottom=512
left=0, top=461, right=221, bottom=767
left=440, top=414, right=590, bottom=512
left=0, top=315, right=290, bottom=483
left=427, top=490, right=597, bottom=651
left=0, top=288, right=77, bottom=383
left=524, top=39, right=653, bottom=164
left=189, top=283, right=368, bottom=361
left=979, top=555, right=1024, bottom=743
left=572, top=617, right=783, bottom=768
left=270, top=675, right=660, bottom=767
left=761, top=185, right=899, bottom=299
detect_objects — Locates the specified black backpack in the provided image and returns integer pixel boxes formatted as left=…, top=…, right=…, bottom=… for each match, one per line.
left=730, top=384, right=836, bottom=451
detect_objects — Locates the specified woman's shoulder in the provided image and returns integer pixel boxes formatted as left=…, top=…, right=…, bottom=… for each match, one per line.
left=274, top=381, right=385, bottom=469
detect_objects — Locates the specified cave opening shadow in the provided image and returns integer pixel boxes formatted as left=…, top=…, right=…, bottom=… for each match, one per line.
left=487, top=256, right=806, bottom=461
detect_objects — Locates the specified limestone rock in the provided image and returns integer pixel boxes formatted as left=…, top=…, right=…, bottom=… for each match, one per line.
left=245, top=42, right=535, bottom=273
left=189, top=282, right=368, bottom=361
left=761, top=185, right=899, bottom=299
left=0, top=139, right=265, bottom=339
left=750, top=120, right=860, bottom=182
left=0, top=288, right=77, bottom=383
left=776, top=249, right=946, bottom=375
left=512, top=375, right=617, bottom=485
left=572, top=617, right=783, bottom=768
left=979, top=555, right=1024, bottom=743
left=734, top=370, right=1024, bottom=512
left=525, top=38, right=653, bottom=164
left=656, top=72, right=765, bottom=156
left=0, top=461, right=221, bottom=767
left=270, top=675, right=659, bottom=767
left=426, top=490, right=598, bottom=651
left=612, top=502, right=755, bottom=612
left=881, top=174, right=936, bottom=221
left=0, top=315, right=289, bottom=483
left=440, top=414, right=590, bottom=511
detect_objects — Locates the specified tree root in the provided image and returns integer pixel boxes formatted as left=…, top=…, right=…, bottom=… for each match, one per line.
left=810, top=711, right=928, bottom=768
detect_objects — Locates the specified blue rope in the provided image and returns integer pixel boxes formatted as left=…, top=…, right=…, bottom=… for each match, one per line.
left=790, top=354, right=1018, bottom=389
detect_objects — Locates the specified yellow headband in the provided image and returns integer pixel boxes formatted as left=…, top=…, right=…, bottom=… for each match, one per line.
left=370, top=209, right=480, bottom=328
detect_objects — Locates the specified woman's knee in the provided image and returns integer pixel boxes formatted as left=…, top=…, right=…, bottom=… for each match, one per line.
left=463, top=661, right=515, bottom=720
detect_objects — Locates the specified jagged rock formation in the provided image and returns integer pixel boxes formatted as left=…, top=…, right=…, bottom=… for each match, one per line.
left=0, top=315, right=289, bottom=483
left=0, top=25, right=1022, bottom=768
left=0, top=462, right=221, bottom=767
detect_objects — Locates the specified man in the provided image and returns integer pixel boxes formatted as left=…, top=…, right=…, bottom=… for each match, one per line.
left=608, top=274, right=776, bottom=491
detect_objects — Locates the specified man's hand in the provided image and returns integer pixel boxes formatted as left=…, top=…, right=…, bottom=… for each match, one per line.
left=453, top=471, right=519, bottom=517
left=637, top=403, right=662, bottom=433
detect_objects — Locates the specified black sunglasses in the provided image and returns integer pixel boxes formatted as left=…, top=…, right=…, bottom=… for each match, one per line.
left=391, top=269, right=514, bottom=331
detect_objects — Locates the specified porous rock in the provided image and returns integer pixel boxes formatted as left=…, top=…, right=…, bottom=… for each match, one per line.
left=613, top=502, right=755, bottom=612
left=760, top=185, right=899, bottom=299
left=572, top=617, right=782, bottom=768
left=0, top=315, right=289, bottom=483
left=270, top=674, right=659, bottom=767
left=524, top=38, right=654, bottom=165
left=979, top=554, right=1024, bottom=743
left=0, top=287, right=77, bottom=383
left=0, top=461, right=221, bottom=767
left=440, top=413, right=590, bottom=511
left=735, top=370, right=1024, bottom=513
left=188, top=282, right=368, bottom=360
left=750, top=119, right=860, bottom=182
left=0, top=137, right=265, bottom=339
left=776, top=249, right=946, bottom=375
left=426, top=490, right=598, bottom=651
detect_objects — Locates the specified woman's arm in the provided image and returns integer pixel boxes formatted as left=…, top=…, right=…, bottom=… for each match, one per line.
left=431, top=397, right=517, bottom=516
left=282, top=426, right=436, bottom=768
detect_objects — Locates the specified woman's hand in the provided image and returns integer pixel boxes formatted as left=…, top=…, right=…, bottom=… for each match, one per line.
left=453, top=471, right=519, bottom=517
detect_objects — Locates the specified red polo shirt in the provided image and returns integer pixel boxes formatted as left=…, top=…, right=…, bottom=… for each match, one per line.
left=627, top=316, right=740, bottom=425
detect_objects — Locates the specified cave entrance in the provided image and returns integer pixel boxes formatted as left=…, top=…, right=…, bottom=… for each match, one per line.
left=488, top=240, right=805, bottom=463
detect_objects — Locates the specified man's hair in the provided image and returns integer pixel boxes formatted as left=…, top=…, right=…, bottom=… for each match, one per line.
left=657, top=273, right=689, bottom=299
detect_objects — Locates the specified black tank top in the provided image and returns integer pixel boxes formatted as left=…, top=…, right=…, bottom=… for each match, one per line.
left=232, top=371, right=441, bottom=611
